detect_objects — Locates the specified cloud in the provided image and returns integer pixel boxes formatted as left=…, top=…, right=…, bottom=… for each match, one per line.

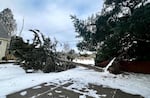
left=0, top=0, right=103, bottom=51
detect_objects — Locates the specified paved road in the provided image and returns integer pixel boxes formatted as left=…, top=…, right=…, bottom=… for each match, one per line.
left=7, top=80, right=143, bottom=98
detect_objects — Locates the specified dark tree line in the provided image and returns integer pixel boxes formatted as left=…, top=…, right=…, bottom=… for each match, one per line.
left=71, top=0, right=150, bottom=63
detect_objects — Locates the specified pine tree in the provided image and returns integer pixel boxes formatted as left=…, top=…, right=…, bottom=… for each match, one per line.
left=71, top=0, right=150, bottom=63
left=9, top=29, right=75, bottom=73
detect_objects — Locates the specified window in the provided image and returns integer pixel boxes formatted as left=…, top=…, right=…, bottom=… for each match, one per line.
left=0, top=40, right=2, bottom=45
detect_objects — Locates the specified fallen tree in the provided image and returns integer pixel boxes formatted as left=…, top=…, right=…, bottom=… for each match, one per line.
left=9, top=29, right=103, bottom=73
left=9, top=29, right=76, bottom=73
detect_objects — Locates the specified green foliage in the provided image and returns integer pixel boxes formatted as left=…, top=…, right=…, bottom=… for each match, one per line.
left=9, top=29, right=75, bottom=73
left=70, top=15, right=97, bottom=51
left=71, top=0, right=150, bottom=63
left=66, top=49, right=76, bottom=61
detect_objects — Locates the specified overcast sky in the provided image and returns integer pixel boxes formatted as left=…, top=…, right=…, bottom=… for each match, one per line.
left=0, top=0, right=103, bottom=51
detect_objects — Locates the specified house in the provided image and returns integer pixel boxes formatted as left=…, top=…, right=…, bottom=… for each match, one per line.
left=0, top=22, right=10, bottom=60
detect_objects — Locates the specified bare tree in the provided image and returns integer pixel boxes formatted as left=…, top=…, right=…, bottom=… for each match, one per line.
left=63, top=42, right=70, bottom=53
left=0, top=8, right=17, bottom=36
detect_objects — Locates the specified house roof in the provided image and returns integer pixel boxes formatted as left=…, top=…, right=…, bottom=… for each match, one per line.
left=0, top=21, right=10, bottom=39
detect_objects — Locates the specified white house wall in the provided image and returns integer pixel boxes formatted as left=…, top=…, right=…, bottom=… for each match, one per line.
left=0, top=39, right=8, bottom=60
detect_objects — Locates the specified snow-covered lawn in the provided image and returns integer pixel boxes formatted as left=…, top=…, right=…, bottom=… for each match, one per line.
left=0, top=60, right=150, bottom=98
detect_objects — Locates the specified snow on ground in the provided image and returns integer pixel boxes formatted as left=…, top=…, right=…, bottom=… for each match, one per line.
left=73, top=58, right=95, bottom=65
left=0, top=61, right=150, bottom=98
left=20, top=91, right=27, bottom=96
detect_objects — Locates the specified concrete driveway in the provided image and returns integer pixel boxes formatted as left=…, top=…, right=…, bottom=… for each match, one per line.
left=7, top=80, right=143, bottom=98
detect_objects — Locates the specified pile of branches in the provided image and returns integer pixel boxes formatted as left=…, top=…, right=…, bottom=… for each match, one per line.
left=9, top=29, right=75, bottom=73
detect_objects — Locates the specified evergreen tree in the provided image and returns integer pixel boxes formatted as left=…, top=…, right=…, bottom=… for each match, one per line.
left=9, top=29, right=75, bottom=73
left=71, top=0, right=150, bottom=63
left=70, top=15, right=98, bottom=51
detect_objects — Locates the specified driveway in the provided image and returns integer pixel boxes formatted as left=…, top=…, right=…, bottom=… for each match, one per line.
left=7, top=80, right=143, bottom=98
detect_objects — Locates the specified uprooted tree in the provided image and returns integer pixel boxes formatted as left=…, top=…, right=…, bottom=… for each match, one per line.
left=9, top=29, right=75, bottom=73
